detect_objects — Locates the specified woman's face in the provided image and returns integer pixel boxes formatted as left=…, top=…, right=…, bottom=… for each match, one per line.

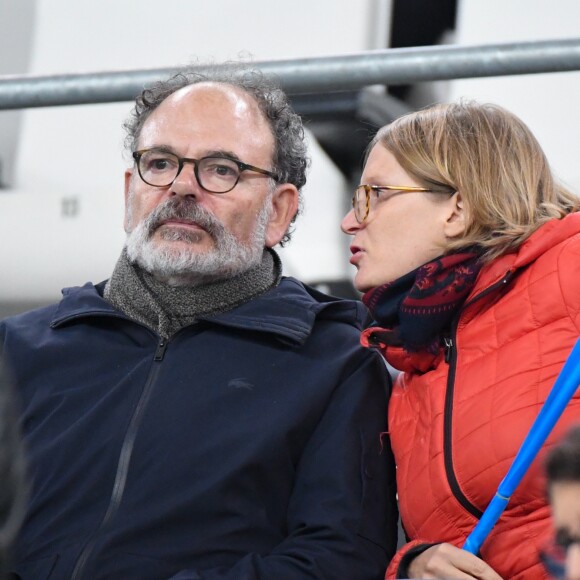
left=341, top=144, right=462, bottom=292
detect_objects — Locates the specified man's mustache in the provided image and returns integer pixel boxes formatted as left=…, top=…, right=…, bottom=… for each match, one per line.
left=143, top=198, right=225, bottom=239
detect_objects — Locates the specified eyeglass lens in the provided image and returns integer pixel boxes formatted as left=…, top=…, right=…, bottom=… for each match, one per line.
left=138, top=150, right=242, bottom=192
left=353, top=186, right=371, bottom=223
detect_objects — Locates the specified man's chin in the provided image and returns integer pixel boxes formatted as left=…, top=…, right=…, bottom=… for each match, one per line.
left=148, top=241, right=219, bottom=267
left=153, top=227, right=209, bottom=246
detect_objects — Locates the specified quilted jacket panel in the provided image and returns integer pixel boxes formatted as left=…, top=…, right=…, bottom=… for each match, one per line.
left=382, top=213, right=580, bottom=579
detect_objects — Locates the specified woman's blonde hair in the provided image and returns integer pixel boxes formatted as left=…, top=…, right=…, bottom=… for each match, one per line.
left=371, top=100, right=580, bottom=261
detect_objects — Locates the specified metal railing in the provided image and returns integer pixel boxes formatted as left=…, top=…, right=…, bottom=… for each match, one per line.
left=0, top=38, right=580, bottom=110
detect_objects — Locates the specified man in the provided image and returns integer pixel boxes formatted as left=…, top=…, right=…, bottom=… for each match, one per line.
left=0, top=64, right=397, bottom=579
left=543, top=426, right=580, bottom=580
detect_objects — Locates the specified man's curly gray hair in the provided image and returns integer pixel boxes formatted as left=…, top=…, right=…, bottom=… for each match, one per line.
left=123, top=63, right=310, bottom=245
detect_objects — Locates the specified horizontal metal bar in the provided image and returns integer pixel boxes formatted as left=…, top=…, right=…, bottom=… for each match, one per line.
left=1, top=38, right=580, bottom=110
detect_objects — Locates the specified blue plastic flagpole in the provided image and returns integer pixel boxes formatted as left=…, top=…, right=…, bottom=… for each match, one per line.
left=463, top=336, right=580, bottom=555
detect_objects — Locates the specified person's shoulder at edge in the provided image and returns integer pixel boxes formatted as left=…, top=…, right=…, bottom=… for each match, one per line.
left=0, top=281, right=109, bottom=331
left=268, top=276, right=370, bottom=330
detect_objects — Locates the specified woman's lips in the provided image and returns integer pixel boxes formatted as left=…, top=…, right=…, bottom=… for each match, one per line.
left=349, top=245, right=364, bottom=265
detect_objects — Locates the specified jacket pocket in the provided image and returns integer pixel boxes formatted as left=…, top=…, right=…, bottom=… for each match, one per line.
left=356, top=427, right=397, bottom=551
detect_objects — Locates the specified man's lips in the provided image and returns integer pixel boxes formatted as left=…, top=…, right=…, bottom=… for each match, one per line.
left=157, top=219, right=206, bottom=231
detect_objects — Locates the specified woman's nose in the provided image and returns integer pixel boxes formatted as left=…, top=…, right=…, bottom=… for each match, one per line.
left=341, top=208, right=361, bottom=234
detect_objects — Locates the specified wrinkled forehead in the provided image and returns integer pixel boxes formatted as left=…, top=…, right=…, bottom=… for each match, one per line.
left=169, top=82, right=262, bottom=117
left=138, top=82, right=275, bottom=155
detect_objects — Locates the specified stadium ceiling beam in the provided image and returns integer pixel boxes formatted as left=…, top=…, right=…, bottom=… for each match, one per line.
left=0, top=38, right=579, bottom=110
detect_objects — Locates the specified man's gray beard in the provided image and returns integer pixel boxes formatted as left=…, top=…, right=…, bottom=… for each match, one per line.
left=125, top=195, right=272, bottom=286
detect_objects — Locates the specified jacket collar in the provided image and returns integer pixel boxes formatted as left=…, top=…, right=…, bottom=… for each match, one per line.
left=50, top=277, right=366, bottom=347
left=513, top=212, right=580, bottom=268
left=472, top=213, right=580, bottom=295
left=366, top=214, right=580, bottom=373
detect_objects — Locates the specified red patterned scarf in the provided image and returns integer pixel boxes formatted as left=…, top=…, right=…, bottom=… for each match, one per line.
left=362, top=252, right=482, bottom=353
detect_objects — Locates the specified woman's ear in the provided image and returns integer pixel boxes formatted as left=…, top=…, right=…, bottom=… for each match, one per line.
left=443, top=192, right=467, bottom=239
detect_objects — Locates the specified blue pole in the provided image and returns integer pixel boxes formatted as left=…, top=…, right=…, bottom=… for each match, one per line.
left=463, top=337, right=580, bottom=554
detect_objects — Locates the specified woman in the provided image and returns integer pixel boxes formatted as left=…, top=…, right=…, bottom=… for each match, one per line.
left=341, top=100, right=580, bottom=579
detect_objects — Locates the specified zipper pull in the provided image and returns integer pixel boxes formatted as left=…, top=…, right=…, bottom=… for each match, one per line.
left=443, top=337, right=453, bottom=363
left=154, top=339, right=167, bottom=361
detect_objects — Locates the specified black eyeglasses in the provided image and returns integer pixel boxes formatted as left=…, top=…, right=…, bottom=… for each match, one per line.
left=352, top=184, right=455, bottom=223
left=133, top=148, right=279, bottom=193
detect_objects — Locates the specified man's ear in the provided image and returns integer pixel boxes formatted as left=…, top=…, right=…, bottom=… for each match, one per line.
left=265, top=184, right=299, bottom=247
left=123, top=169, right=133, bottom=233
left=443, top=191, right=467, bottom=240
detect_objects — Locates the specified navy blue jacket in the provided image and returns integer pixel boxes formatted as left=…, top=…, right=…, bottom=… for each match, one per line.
left=1, top=277, right=397, bottom=579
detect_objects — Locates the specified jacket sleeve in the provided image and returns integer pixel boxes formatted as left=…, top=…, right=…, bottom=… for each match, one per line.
left=385, top=540, right=439, bottom=579
left=169, top=352, right=398, bottom=580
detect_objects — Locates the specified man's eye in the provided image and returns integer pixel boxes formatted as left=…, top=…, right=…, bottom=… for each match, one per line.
left=144, top=155, right=177, bottom=173
left=217, top=165, right=236, bottom=176
left=152, top=159, right=169, bottom=170
left=203, top=160, right=239, bottom=178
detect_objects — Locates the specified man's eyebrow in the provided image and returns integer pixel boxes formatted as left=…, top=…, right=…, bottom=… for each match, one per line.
left=205, top=150, right=242, bottom=162
left=142, top=146, right=243, bottom=163
left=142, top=145, right=177, bottom=155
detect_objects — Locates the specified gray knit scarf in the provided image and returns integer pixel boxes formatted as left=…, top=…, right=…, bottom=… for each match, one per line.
left=104, top=247, right=282, bottom=338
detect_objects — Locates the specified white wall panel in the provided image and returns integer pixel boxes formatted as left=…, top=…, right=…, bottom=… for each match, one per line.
left=449, top=0, right=580, bottom=191
left=1, top=0, right=389, bottom=302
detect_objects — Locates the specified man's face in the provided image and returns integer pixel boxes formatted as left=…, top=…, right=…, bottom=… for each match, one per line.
left=124, top=82, right=297, bottom=284
left=549, top=481, right=580, bottom=580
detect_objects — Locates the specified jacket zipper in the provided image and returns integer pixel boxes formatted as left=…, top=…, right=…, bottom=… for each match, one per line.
left=443, top=271, right=514, bottom=520
left=71, top=337, right=168, bottom=579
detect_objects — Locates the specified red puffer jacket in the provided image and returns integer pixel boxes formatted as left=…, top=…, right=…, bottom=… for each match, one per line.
left=362, top=213, right=580, bottom=579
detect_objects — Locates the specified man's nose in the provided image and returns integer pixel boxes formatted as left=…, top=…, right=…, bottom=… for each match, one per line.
left=341, top=208, right=361, bottom=234
left=171, top=161, right=202, bottom=197
left=566, top=544, right=580, bottom=580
